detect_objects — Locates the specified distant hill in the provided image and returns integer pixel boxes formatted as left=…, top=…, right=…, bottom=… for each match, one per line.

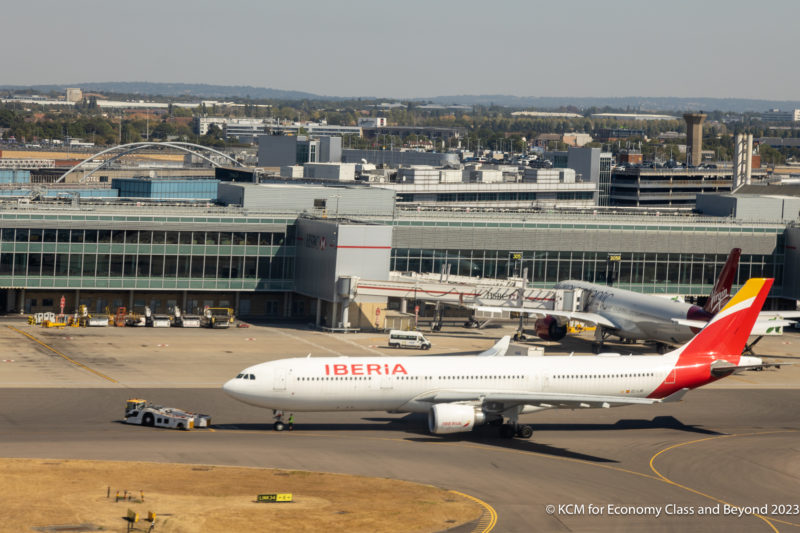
left=2, top=82, right=799, bottom=112
left=0, top=82, right=327, bottom=101
left=421, top=94, right=800, bottom=113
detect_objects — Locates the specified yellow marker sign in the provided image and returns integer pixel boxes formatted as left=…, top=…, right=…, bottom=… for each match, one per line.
left=127, top=509, right=139, bottom=523
left=257, top=493, right=293, bottom=503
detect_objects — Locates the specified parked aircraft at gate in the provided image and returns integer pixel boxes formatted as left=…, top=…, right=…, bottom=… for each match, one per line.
left=224, top=278, right=780, bottom=439
left=473, top=248, right=798, bottom=352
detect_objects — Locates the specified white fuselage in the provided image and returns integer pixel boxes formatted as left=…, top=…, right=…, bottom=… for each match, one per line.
left=555, top=280, right=700, bottom=343
left=223, top=353, right=689, bottom=414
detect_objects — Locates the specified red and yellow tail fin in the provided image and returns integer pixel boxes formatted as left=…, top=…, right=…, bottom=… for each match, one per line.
left=703, top=248, right=741, bottom=314
left=678, top=278, right=772, bottom=365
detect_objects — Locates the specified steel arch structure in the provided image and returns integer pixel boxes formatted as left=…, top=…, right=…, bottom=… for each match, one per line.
left=56, top=142, right=244, bottom=183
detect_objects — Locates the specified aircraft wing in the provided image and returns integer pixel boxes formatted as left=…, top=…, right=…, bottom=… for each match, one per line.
left=478, top=336, right=511, bottom=357
left=415, top=388, right=688, bottom=409
left=671, top=318, right=708, bottom=328
left=759, top=311, right=800, bottom=319
left=471, top=306, right=618, bottom=329
left=673, top=316, right=795, bottom=330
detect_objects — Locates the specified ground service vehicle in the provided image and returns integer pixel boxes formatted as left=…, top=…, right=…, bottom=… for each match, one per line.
left=201, top=307, right=234, bottom=328
left=388, top=330, right=431, bottom=349
left=123, top=399, right=211, bottom=430
left=173, top=306, right=201, bottom=327
left=151, top=315, right=171, bottom=328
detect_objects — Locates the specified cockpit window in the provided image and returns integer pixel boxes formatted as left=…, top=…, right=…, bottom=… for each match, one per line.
left=248, top=374, right=255, bottom=380
left=236, top=374, right=244, bottom=379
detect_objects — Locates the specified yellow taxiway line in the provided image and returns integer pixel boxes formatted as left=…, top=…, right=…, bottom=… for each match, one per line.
left=7, top=325, right=118, bottom=384
left=450, top=489, right=498, bottom=533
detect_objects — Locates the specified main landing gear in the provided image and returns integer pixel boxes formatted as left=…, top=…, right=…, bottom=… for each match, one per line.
left=498, top=423, right=533, bottom=439
left=499, top=424, right=533, bottom=438
left=497, top=409, right=533, bottom=439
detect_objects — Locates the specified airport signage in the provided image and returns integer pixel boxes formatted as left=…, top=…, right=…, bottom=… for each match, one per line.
left=257, top=493, right=293, bottom=503
left=303, top=233, right=331, bottom=251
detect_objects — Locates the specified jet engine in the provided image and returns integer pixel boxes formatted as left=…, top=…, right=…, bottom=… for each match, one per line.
left=428, top=403, right=486, bottom=434
left=535, top=316, right=568, bottom=341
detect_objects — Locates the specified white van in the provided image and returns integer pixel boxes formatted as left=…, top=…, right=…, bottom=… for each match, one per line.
left=388, top=330, right=431, bottom=350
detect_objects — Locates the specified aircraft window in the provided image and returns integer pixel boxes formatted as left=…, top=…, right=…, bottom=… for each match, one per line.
left=236, top=374, right=243, bottom=379
left=249, top=374, right=256, bottom=380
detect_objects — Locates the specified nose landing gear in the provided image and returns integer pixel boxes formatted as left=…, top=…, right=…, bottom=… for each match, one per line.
left=272, top=409, right=285, bottom=431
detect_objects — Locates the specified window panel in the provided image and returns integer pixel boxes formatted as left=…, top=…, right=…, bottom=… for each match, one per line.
left=151, top=255, right=164, bottom=277
left=82, top=255, right=96, bottom=276
left=164, top=255, right=178, bottom=277
left=190, top=256, right=203, bottom=277
left=137, top=255, right=150, bottom=277
left=110, top=255, right=123, bottom=277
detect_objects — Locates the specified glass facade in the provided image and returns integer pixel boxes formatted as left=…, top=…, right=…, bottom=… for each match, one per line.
left=0, top=213, right=296, bottom=291
left=598, top=155, right=612, bottom=206
left=397, top=192, right=595, bottom=204
left=390, top=249, right=783, bottom=294
left=0, top=209, right=790, bottom=306
left=112, top=179, right=219, bottom=200
left=388, top=217, right=786, bottom=295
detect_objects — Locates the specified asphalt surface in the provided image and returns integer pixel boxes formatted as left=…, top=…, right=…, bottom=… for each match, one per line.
left=2, top=319, right=799, bottom=532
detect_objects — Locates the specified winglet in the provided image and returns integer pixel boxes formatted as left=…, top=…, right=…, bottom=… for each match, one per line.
left=478, top=335, right=511, bottom=357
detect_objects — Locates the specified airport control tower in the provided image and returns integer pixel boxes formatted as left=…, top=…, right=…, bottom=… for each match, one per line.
left=683, top=113, right=707, bottom=167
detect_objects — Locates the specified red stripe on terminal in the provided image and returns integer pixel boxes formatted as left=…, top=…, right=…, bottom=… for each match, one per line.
left=336, top=245, right=392, bottom=249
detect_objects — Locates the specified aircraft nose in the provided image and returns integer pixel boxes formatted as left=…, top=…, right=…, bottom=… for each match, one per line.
left=223, top=377, right=242, bottom=399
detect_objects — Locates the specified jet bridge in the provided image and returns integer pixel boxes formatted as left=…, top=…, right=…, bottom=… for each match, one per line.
left=353, top=272, right=586, bottom=328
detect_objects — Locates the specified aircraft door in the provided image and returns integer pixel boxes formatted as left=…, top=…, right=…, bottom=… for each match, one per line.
left=530, top=371, right=543, bottom=392
left=380, top=375, right=393, bottom=389
left=273, top=368, right=287, bottom=391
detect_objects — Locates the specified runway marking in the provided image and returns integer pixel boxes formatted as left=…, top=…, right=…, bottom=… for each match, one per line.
left=268, top=328, right=345, bottom=356
left=449, top=490, right=497, bottom=533
left=319, top=332, right=386, bottom=356
left=6, top=326, right=118, bottom=384
left=649, top=430, right=800, bottom=532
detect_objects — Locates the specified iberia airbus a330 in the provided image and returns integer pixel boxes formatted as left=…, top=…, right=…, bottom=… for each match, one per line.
left=224, top=278, right=778, bottom=439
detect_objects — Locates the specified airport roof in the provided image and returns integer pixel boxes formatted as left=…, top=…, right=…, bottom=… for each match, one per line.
left=735, top=184, right=800, bottom=197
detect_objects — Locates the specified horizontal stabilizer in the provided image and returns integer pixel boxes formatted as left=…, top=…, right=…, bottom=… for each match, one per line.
left=710, top=359, right=791, bottom=377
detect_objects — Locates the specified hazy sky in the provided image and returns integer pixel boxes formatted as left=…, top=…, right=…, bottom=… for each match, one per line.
left=6, top=0, right=798, bottom=100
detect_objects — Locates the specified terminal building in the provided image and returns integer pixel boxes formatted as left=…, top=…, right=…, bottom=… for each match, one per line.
left=1, top=182, right=797, bottom=326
